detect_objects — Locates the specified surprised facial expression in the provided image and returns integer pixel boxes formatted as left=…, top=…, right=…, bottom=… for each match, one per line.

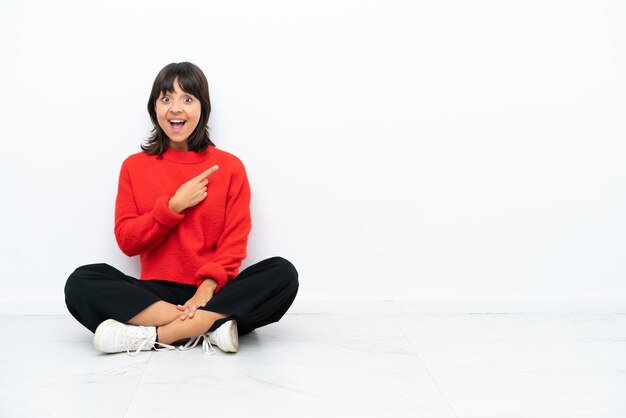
left=155, top=78, right=202, bottom=151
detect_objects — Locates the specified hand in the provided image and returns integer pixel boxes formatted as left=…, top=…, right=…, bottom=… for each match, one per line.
left=169, top=165, right=219, bottom=213
left=177, top=279, right=218, bottom=320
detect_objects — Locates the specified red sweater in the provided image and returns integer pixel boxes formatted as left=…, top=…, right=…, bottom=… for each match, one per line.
left=114, top=146, right=251, bottom=293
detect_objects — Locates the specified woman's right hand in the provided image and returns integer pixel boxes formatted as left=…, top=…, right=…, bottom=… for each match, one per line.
left=168, top=165, right=219, bottom=213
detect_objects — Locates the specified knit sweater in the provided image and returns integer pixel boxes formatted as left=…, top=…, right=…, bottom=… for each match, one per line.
left=114, top=146, right=251, bottom=293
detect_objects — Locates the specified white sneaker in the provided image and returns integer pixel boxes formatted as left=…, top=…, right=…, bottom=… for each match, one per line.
left=93, top=319, right=175, bottom=355
left=180, top=319, right=239, bottom=354
left=208, top=319, right=239, bottom=353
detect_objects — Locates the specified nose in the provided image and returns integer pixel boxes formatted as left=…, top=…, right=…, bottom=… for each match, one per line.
left=170, top=99, right=183, bottom=113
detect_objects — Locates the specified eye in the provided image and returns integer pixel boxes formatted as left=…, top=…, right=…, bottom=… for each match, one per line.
left=183, top=96, right=193, bottom=104
left=160, top=96, right=170, bottom=103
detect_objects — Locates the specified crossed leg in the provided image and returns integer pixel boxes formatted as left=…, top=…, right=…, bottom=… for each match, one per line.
left=127, top=301, right=228, bottom=345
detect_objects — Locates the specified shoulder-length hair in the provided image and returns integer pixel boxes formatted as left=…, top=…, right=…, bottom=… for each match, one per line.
left=142, top=62, right=215, bottom=156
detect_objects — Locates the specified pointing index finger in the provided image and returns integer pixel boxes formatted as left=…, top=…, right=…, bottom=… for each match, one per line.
left=196, top=165, right=219, bottom=180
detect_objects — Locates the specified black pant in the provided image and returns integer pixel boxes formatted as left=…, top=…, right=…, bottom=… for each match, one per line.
left=65, top=257, right=299, bottom=335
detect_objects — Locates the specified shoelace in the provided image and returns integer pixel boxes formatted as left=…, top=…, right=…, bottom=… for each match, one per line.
left=121, top=326, right=150, bottom=356
left=127, top=337, right=150, bottom=356
left=127, top=340, right=176, bottom=356
left=179, top=333, right=216, bottom=355
left=123, top=326, right=175, bottom=356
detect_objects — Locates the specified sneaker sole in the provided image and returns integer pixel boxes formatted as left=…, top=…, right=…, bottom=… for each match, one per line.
left=222, top=320, right=239, bottom=353
left=93, top=319, right=120, bottom=353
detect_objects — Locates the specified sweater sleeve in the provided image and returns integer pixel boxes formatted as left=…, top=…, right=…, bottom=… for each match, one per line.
left=114, top=163, right=185, bottom=256
left=194, top=165, right=251, bottom=292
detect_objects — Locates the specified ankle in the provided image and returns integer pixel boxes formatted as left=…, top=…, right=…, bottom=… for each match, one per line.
left=156, top=326, right=173, bottom=345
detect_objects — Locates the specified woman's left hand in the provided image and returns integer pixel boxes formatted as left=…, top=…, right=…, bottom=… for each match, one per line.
left=177, top=279, right=218, bottom=320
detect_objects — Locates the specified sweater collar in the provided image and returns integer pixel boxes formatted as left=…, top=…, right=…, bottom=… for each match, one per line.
left=162, top=146, right=213, bottom=164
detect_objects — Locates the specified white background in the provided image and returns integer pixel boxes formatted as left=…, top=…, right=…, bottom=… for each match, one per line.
left=0, top=0, right=624, bottom=314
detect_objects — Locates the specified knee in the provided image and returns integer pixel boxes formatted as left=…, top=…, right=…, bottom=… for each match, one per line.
left=64, top=264, right=104, bottom=304
left=269, top=257, right=299, bottom=291
left=64, top=266, right=87, bottom=303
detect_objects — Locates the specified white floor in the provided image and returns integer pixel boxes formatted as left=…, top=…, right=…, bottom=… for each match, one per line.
left=1, top=314, right=625, bottom=418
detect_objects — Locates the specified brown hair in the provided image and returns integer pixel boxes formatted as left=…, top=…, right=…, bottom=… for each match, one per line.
left=142, top=62, right=214, bottom=156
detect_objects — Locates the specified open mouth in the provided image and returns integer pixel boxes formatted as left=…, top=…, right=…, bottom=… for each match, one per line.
left=169, top=119, right=186, bottom=128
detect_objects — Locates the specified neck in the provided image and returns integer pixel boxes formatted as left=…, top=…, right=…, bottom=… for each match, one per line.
left=162, top=146, right=212, bottom=164
left=169, top=141, right=189, bottom=151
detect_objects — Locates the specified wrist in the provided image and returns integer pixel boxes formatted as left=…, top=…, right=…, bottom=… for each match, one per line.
left=168, top=197, right=183, bottom=214
left=199, top=278, right=218, bottom=292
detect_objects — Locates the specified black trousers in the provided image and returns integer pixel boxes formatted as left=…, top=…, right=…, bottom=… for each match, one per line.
left=65, top=257, right=299, bottom=335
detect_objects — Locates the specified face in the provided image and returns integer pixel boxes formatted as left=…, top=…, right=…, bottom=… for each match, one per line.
left=155, top=78, right=202, bottom=151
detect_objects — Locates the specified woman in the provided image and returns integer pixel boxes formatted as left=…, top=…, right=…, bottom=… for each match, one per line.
left=64, top=62, right=299, bottom=355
